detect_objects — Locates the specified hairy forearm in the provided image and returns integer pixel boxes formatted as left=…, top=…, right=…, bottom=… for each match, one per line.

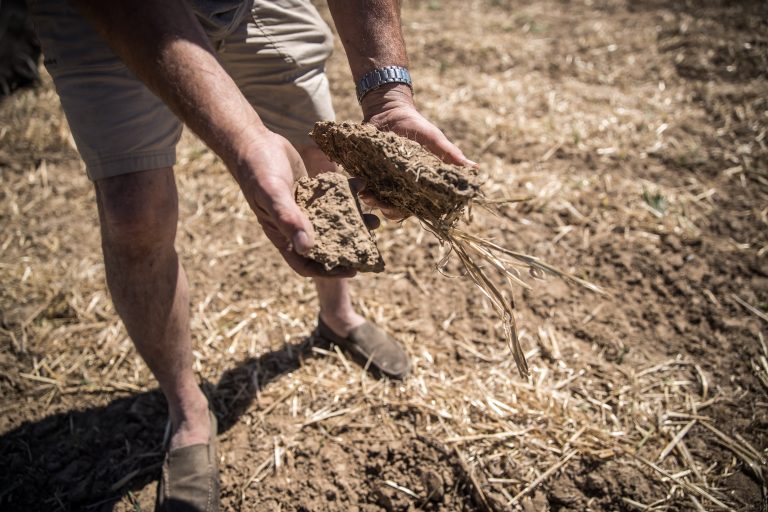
left=326, top=0, right=409, bottom=80
left=328, top=1, right=471, bottom=167
left=70, top=0, right=265, bottom=171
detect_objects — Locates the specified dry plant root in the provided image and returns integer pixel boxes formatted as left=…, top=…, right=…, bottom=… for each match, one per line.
left=295, top=172, right=385, bottom=273
left=311, top=121, right=605, bottom=377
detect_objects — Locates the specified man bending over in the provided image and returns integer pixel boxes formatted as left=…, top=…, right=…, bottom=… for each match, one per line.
left=28, top=0, right=473, bottom=509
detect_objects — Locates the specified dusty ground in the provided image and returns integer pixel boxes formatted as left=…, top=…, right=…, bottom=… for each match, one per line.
left=1, top=0, right=767, bottom=510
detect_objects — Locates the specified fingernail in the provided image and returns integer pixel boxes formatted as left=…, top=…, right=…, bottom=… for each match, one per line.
left=292, top=230, right=312, bottom=255
left=466, top=158, right=478, bottom=166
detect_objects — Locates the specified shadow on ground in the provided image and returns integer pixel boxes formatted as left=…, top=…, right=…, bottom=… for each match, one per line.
left=0, top=334, right=322, bottom=511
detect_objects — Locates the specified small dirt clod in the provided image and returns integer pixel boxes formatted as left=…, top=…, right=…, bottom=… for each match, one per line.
left=421, top=469, right=445, bottom=502
left=295, top=172, right=384, bottom=272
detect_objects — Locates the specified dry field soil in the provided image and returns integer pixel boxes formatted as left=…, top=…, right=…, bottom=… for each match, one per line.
left=1, top=0, right=767, bottom=510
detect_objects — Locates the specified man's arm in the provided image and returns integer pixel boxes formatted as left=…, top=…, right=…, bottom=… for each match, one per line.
left=327, top=0, right=474, bottom=164
left=70, top=0, right=350, bottom=278
left=326, top=0, right=409, bottom=74
left=326, top=0, right=475, bottom=218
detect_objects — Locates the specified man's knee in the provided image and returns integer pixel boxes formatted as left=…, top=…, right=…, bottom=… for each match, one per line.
left=95, top=167, right=178, bottom=258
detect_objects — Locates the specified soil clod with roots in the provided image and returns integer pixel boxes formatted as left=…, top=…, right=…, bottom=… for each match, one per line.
left=311, top=121, right=605, bottom=377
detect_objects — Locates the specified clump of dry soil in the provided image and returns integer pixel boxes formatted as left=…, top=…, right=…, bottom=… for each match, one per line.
left=295, top=172, right=384, bottom=272
left=311, top=121, right=482, bottom=225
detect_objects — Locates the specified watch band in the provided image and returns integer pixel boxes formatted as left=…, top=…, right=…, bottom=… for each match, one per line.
left=356, top=66, right=413, bottom=103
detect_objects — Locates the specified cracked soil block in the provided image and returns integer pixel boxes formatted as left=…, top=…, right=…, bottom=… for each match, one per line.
left=295, top=172, right=384, bottom=273
left=310, top=121, right=482, bottom=225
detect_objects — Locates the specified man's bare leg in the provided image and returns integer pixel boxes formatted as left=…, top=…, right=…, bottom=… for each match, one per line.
left=297, top=146, right=366, bottom=337
left=96, top=167, right=210, bottom=450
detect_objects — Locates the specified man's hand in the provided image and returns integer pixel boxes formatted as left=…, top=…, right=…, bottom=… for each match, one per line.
left=234, top=131, right=356, bottom=278
left=362, top=84, right=475, bottom=167
left=358, top=84, right=477, bottom=220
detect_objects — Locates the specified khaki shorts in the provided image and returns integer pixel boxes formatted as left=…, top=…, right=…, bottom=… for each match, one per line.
left=28, top=0, right=336, bottom=181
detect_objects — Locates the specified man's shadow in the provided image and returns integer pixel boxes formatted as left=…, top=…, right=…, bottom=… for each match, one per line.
left=0, top=333, right=327, bottom=511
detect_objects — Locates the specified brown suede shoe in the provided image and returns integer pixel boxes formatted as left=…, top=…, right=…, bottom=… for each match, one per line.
left=317, top=318, right=411, bottom=379
left=156, top=410, right=219, bottom=512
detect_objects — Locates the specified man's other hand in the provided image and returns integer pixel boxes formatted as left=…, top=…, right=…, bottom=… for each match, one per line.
left=358, top=83, right=476, bottom=220
left=234, top=131, right=356, bottom=278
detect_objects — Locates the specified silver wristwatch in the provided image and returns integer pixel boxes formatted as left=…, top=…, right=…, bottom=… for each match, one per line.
left=356, top=66, right=413, bottom=103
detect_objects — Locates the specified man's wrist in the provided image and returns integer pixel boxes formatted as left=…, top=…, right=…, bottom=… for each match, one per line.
left=226, top=121, right=271, bottom=170
left=360, top=83, right=415, bottom=120
left=356, top=65, right=412, bottom=103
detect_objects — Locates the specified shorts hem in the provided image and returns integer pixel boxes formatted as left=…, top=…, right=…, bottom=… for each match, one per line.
left=85, top=149, right=177, bottom=181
